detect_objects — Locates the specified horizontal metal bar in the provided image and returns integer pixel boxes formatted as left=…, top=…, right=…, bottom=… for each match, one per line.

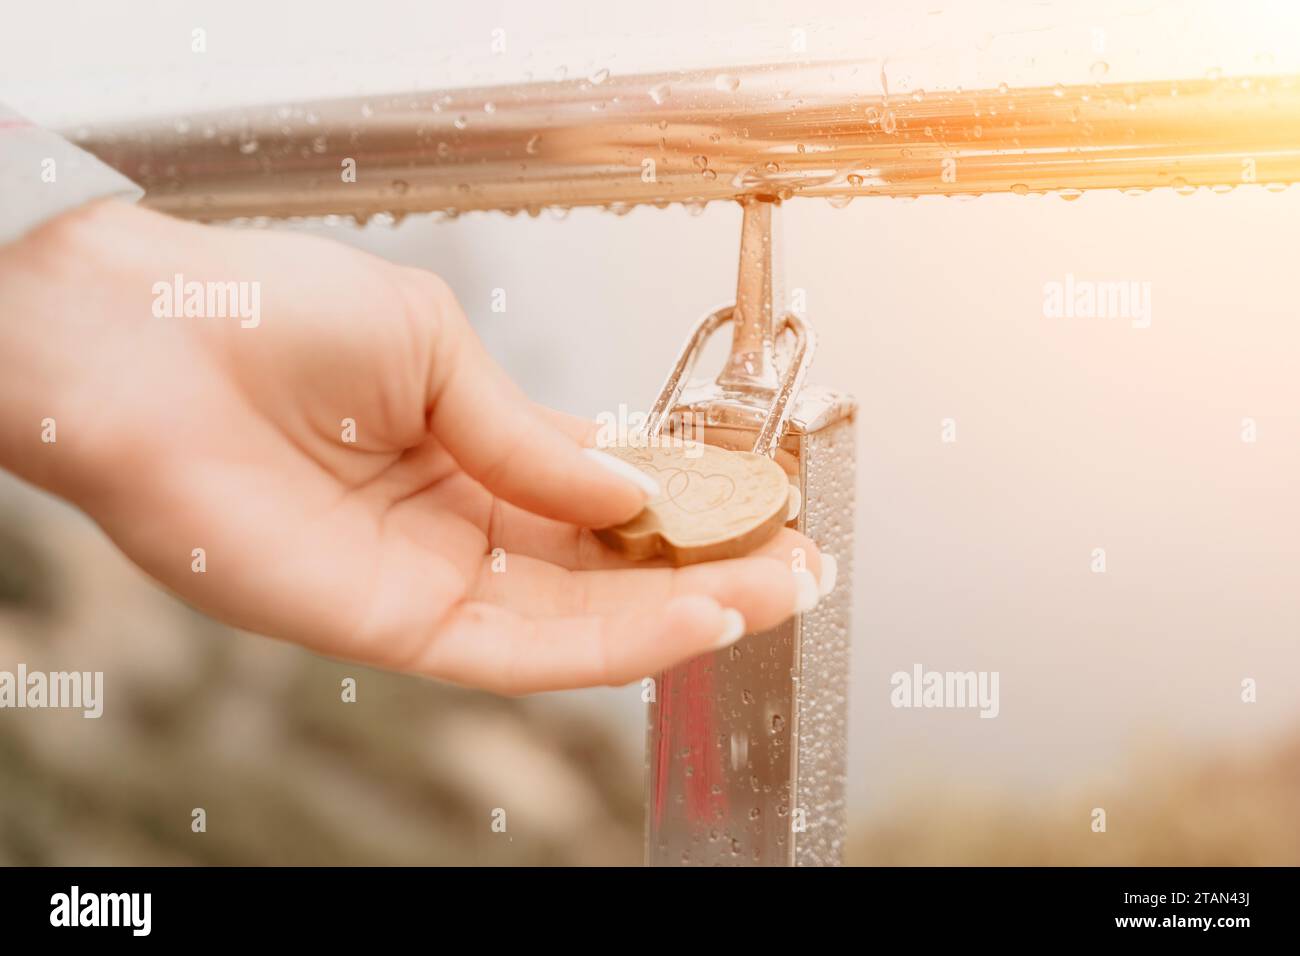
left=70, top=62, right=1300, bottom=221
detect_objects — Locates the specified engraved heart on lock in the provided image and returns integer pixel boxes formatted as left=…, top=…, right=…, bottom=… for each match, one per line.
left=594, top=443, right=791, bottom=565
left=656, top=464, right=734, bottom=514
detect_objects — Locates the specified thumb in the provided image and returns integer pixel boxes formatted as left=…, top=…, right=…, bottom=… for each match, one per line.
left=409, top=270, right=658, bottom=528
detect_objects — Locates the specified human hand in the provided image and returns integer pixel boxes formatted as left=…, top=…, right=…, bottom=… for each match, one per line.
left=0, top=200, right=832, bottom=694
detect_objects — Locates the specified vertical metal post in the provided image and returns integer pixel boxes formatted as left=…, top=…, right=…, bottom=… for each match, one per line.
left=645, top=200, right=857, bottom=866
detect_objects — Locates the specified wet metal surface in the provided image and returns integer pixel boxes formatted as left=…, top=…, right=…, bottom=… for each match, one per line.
left=72, top=66, right=1300, bottom=221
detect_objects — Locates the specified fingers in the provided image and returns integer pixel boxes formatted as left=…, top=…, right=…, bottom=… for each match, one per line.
left=398, top=514, right=838, bottom=694
left=399, top=269, right=655, bottom=529
left=471, top=548, right=825, bottom=629
left=416, top=595, right=747, bottom=695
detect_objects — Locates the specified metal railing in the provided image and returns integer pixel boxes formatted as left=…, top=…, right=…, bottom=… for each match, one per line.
left=72, top=64, right=1300, bottom=221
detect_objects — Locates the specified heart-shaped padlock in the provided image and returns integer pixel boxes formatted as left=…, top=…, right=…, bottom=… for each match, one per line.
left=594, top=309, right=813, bottom=566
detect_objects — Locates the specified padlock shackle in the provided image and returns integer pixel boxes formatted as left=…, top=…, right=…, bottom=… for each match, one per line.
left=642, top=307, right=814, bottom=459
left=752, top=312, right=814, bottom=458
left=642, top=196, right=814, bottom=457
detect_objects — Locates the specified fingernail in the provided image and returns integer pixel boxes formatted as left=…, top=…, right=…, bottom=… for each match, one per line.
left=786, top=485, right=802, bottom=522
left=715, top=608, right=747, bottom=648
left=818, top=553, right=838, bottom=597
left=583, top=448, right=660, bottom=500
left=794, top=569, right=820, bottom=613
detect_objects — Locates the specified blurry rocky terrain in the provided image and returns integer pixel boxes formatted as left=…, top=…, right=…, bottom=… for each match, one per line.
left=849, top=739, right=1300, bottom=865
left=0, top=476, right=642, bottom=865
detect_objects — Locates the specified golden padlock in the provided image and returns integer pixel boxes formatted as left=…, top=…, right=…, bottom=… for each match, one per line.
left=594, top=311, right=814, bottom=566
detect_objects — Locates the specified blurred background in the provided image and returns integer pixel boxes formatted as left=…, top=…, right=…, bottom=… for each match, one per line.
left=2, top=0, right=1299, bottom=864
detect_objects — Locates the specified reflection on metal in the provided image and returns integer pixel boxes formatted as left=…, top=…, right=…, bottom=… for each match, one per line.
left=644, top=201, right=855, bottom=866
left=72, top=65, right=1300, bottom=222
